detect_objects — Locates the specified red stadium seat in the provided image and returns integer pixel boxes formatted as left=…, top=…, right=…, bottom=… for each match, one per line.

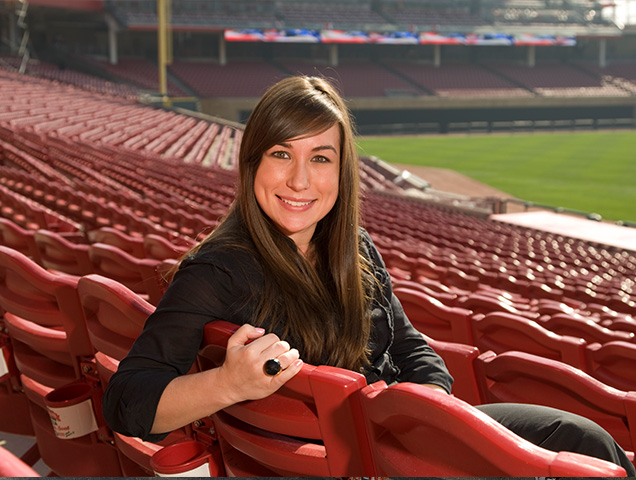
left=77, top=274, right=154, bottom=361
left=359, top=380, right=626, bottom=477
left=584, top=340, right=636, bottom=392
left=0, top=217, right=41, bottom=263
left=471, top=311, right=588, bottom=369
left=540, top=312, right=636, bottom=345
left=422, top=332, right=481, bottom=405
left=458, top=292, right=541, bottom=320
left=87, top=227, right=146, bottom=258
left=391, top=278, right=460, bottom=306
left=475, top=350, right=636, bottom=462
left=197, top=320, right=374, bottom=477
left=0, top=246, right=122, bottom=476
left=88, top=243, right=164, bottom=305
left=442, top=266, right=481, bottom=291
left=143, top=233, right=193, bottom=260
left=33, top=229, right=93, bottom=276
left=0, top=445, right=40, bottom=477
left=76, top=274, right=196, bottom=476
left=393, top=286, right=474, bottom=345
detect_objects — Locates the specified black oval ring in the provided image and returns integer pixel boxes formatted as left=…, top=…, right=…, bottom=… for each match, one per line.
left=263, top=358, right=282, bottom=376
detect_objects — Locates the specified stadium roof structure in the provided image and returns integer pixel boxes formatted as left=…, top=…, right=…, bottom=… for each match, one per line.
left=0, top=0, right=623, bottom=38
left=2, top=0, right=104, bottom=11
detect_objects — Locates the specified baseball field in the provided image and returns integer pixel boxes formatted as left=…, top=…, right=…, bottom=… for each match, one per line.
left=357, top=130, right=636, bottom=224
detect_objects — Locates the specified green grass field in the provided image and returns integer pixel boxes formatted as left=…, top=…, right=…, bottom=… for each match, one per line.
left=357, top=130, right=636, bottom=223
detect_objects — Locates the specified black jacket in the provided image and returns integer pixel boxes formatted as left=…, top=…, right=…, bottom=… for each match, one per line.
left=102, top=228, right=453, bottom=441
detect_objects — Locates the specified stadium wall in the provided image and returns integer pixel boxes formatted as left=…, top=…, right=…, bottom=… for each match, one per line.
left=201, top=95, right=636, bottom=135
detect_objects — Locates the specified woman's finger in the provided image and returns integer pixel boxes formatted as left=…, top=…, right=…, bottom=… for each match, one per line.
left=226, top=323, right=265, bottom=349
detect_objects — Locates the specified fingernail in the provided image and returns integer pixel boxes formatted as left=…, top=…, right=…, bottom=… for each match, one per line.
left=255, top=327, right=265, bottom=333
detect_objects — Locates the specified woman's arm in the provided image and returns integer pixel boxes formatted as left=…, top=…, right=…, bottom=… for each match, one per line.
left=151, top=324, right=302, bottom=434
left=103, top=252, right=302, bottom=441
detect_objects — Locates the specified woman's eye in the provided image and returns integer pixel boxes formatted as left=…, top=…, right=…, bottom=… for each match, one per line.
left=271, top=151, right=289, bottom=159
left=312, top=155, right=331, bottom=163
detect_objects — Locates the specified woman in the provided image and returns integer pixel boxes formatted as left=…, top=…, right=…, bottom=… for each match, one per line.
left=103, top=76, right=634, bottom=474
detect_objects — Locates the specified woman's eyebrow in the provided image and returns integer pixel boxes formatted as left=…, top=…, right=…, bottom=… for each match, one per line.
left=312, top=145, right=338, bottom=154
left=274, top=143, right=338, bottom=154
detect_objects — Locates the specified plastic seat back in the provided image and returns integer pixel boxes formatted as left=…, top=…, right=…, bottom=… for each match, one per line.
left=475, top=349, right=636, bottom=456
left=0, top=217, right=41, bottom=263
left=359, top=380, right=627, bottom=477
left=394, top=287, right=473, bottom=345
left=143, top=233, right=193, bottom=260
left=471, top=311, right=588, bottom=369
left=198, top=320, right=374, bottom=477
left=33, top=229, right=93, bottom=276
left=459, top=292, right=540, bottom=319
left=77, top=274, right=155, bottom=361
left=88, top=243, right=163, bottom=305
left=584, top=340, right=636, bottom=392
left=422, top=332, right=481, bottom=405
left=77, top=274, right=193, bottom=477
left=542, top=312, right=635, bottom=345
left=0, top=246, right=122, bottom=476
left=0, top=246, right=92, bottom=381
left=88, top=227, right=146, bottom=258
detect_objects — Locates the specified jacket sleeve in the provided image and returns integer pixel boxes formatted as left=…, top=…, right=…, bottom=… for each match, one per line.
left=102, top=251, right=257, bottom=442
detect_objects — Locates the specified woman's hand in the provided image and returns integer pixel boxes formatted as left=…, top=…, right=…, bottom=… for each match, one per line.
left=215, top=323, right=304, bottom=405
left=423, top=383, right=450, bottom=394
left=150, top=324, right=302, bottom=435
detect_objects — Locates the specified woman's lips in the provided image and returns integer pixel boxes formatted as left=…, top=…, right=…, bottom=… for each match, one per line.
left=277, top=195, right=315, bottom=209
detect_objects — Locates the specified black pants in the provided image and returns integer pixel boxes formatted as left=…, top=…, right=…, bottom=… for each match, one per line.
left=476, top=403, right=636, bottom=476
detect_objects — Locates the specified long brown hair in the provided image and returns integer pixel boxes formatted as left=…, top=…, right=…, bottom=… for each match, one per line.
left=192, top=76, right=372, bottom=372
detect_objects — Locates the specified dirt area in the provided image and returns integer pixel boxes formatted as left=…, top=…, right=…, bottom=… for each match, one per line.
left=393, top=163, right=528, bottom=213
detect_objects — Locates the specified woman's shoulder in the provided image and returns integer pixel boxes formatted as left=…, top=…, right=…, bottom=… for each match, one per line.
left=181, top=239, right=260, bottom=275
left=358, top=226, right=374, bottom=247
left=358, top=227, right=384, bottom=265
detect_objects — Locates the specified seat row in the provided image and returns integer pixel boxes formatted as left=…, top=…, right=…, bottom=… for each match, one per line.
left=0, top=128, right=409, bottom=246
left=0, top=130, right=236, bottom=213
left=0, top=70, right=241, bottom=167
left=0, top=244, right=630, bottom=477
left=364, top=191, right=636, bottom=314
left=0, top=162, right=223, bottom=242
left=0, top=219, right=193, bottom=306
left=4, top=196, right=633, bottom=378
left=4, top=203, right=635, bottom=397
left=393, top=281, right=636, bottom=394
left=391, top=268, right=635, bottom=333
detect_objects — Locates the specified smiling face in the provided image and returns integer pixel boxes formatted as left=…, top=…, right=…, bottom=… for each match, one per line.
left=254, top=125, right=341, bottom=254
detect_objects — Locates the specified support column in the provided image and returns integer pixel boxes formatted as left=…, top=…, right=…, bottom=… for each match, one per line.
left=105, top=14, right=118, bottom=65
left=433, top=44, right=441, bottom=67
left=219, top=34, right=226, bottom=65
left=8, top=14, right=17, bottom=53
left=328, top=43, right=338, bottom=67
left=166, top=0, right=173, bottom=64
left=157, top=0, right=169, bottom=104
left=527, top=45, right=536, bottom=67
left=599, top=37, right=607, bottom=68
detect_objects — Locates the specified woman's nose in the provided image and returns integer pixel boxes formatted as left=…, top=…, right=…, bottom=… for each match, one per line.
left=287, top=161, right=310, bottom=191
